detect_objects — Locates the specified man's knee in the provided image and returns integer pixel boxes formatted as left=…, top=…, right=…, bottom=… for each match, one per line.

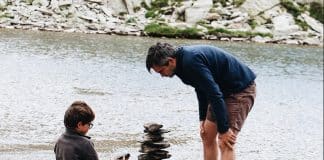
left=200, top=132, right=217, bottom=146
left=219, top=141, right=234, bottom=151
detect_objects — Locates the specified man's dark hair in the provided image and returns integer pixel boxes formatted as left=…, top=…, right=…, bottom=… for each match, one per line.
left=64, top=101, right=95, bottom=129
left=146, top=42, right=177, bottom=72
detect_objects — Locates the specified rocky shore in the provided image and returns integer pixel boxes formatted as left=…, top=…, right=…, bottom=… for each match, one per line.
left=0, top=0, right=323, bottom=46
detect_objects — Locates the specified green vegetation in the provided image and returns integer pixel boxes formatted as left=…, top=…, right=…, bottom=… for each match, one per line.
left=212, top=0, right=245, bottom=7
left=213, top=0, right=227, bottom=7
left=144, top=23, right=273, bottom=39
left=151, top=0, right=169, bottom=8
left=208, top=28, right=273, bottom=38
left=247, top=19, right=257, bottom=29
left=0, top=12, right=13, bottom=18
left=295, top=18, right=308, bottom=31
left=233, top=0, right=245, bottom=7
left=309, top=2, right=324, bottom=23
left=119, top=12, right=127, bottom=16
left=25, top=0, right=35, bottom=5
left=126, top=17, right=136, bottom=24
left=0, top=4, right=6, bottom=12
left=145, top=10, right=159, bottom=18
left=280, top=0, right=309, bottom=30
left=133, top=6, right=141, bottom=12
left=144, top=23, right=203, bottom=39
left=280, top=0, right=304, bottom=17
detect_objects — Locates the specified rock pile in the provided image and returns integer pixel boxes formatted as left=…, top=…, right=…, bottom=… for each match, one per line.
left=138, top=123, right=171, bottom=160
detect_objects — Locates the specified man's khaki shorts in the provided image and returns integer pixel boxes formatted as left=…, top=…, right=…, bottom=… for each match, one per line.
left=206, top=82, right=256, bottom=133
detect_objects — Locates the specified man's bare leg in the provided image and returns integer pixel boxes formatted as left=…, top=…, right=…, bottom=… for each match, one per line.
left=219, top=130, right=238, bottom=160
left=201, top=120, right=219, bottom=160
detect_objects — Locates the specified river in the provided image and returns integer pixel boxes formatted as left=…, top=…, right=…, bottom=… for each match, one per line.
left=0, top=29, right=323, bottom=160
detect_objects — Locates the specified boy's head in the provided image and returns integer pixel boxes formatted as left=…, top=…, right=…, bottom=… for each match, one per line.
left=64, top=101, right=95, bottom=135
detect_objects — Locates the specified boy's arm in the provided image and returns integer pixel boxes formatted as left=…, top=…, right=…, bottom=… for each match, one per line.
left=83, top=141, right=99, bottom=160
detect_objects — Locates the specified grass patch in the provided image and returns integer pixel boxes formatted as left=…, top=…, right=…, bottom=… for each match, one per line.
left=280, top=0, right=304, bottom=17
left=233, top=0, right=245, bottom=7
left=24, top=0, right=35, bottom=5
left=295, top=18, right=308, bottom=31
left=309, top=2, right=324, bottom=23
left=247, top=19, right=257, bottom=29
left=280, top=0, right=309, bottom=30
left=208, top=28, right=273, bottom=38
left=213, top=0, right=227, bottom=7
left=0, top=12, right=13, bottom=18
left=133, top=6, right=141, bottom=12
left=151, top=0, right=169, bottom=8
left=126, top=17, right=136, bottom=23
left=145, top=10, right=159, bottom=18
left=144, top=23, right=203, bottom=39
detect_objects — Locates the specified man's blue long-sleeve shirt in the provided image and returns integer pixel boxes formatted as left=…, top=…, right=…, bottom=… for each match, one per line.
left=174, top=45, right=256, bottom=133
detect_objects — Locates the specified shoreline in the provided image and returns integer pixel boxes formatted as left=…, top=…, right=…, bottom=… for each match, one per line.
left=1, top=26, right=323, bottom=47
left=0, top=0, right=323, bottom=46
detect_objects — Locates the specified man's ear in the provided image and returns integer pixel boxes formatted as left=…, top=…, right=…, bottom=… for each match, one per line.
left=168, top=57, right=176, bottom=65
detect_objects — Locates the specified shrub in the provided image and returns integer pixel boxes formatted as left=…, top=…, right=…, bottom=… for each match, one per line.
left=151, top=0, right=169, bottom=8
left=309, top=2, right=324, bottom=23
left=208, top=28, right=273, bottom=38
left=280, top=0, right=303, bottom=17
left=233, top=0, right=245, bottom=7
left=144, top=23, right=202, bottom=39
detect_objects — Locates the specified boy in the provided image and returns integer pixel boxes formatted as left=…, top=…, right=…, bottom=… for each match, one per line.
left=54, top=101, right=99, bottom=160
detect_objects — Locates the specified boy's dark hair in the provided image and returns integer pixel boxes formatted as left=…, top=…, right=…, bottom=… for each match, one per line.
left=64, top=101, right=95, bottom=129
left=146, top=42, right=177, bottom=73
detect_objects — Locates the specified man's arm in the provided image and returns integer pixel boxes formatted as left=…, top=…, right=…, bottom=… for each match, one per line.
left=195, top=88, right=208, bottom=121
left=191, top=56, right=229, bottom=134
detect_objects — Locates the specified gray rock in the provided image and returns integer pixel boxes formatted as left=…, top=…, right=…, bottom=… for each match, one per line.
left=138, top=152, right=171, bottom=160
left=144, top=123, right=163, bottom=132
left=142, top=133, right=164, bottom=142
left=300, top=13, right=323, bottom=34
left=239, top=0, right=280, bottom=16
left=184, top=0, right=213, bottom=24
left=272, top=13, right=300, bottom=37
left=114, top=153, right=130, bottom=160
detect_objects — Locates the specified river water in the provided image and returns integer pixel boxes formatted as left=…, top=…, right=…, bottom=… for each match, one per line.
left=0, top=29, right=323, bottom=160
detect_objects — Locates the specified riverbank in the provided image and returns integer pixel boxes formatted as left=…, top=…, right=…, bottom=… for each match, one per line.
left=0, top=0, right=323, bottom=46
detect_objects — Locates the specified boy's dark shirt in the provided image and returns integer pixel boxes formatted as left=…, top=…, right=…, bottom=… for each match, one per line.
left=54, top=128, right=99, bottom=160
left=175, top=45, right=256, bottom=133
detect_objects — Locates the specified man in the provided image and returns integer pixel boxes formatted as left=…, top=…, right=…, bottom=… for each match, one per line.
left=145, top=42, right=256, bottom=160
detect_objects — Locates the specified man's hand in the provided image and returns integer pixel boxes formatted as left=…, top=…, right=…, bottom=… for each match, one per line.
left=218, top=129, right=236, bottom=150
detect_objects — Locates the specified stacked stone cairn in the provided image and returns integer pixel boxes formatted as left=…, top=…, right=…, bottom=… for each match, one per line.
left=138, top=123, right=171, bottom=160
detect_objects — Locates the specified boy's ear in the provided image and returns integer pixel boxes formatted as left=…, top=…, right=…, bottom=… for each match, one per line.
left=76, top=122, right=83, bottom=128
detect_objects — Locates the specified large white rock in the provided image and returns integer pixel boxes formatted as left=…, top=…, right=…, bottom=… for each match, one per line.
left=107, top=0, right=128, bottom=16
left=262, top=6, right=284, bottom=19
left=300, top=13, right=323, bottom=34
left=0, top=0, right=6, bottom=7
left=240, top=0, right=280, bottom=17
left=185, top=0, right=213, bottom=24
left=272, top=13, right=300, bottom=37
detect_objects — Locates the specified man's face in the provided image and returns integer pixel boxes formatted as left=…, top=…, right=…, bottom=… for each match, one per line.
left=152, top=58, right=176, bottom=78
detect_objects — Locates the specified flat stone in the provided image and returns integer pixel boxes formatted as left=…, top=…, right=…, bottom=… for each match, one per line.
left=141, top=141, right=170, bottom=149
left=144, top=128, right=170, bottom=134
left=114, top=153, right=130, bottom=160
left=144, top=123, right=163, bottom=132
left=142, top=134, right=164, bottom=142
left=138, top=152, right=171, bottom=160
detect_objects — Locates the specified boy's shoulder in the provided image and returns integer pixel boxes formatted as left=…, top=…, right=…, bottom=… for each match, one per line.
left=57, top=129, right=93, bottom=145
